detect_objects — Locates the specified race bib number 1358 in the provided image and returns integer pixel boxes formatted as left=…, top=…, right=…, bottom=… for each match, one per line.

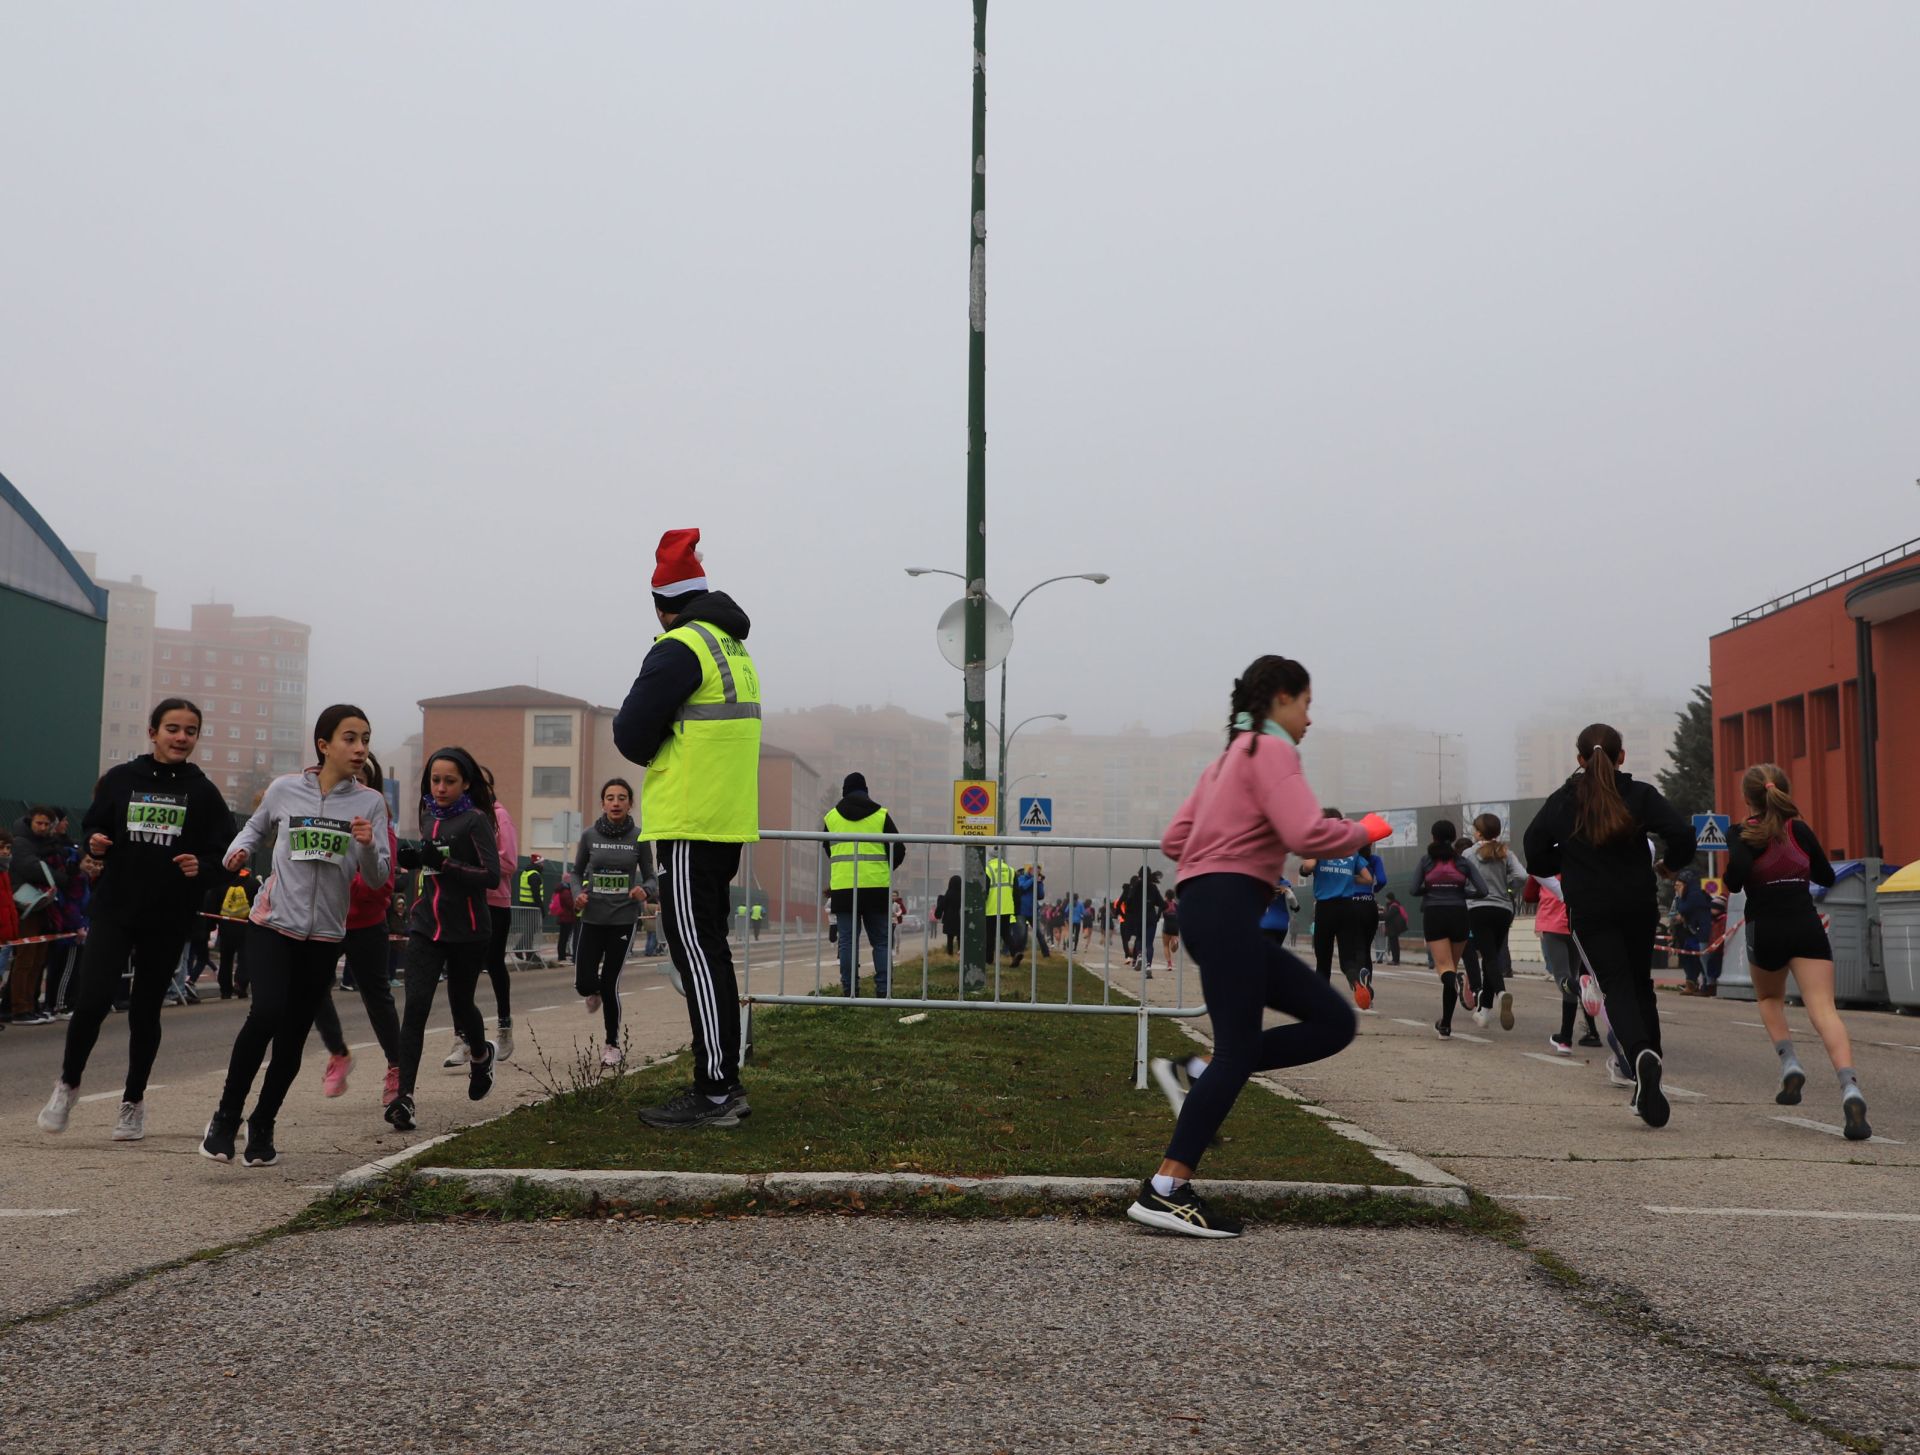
left=290, top=816, right=352, bottom=866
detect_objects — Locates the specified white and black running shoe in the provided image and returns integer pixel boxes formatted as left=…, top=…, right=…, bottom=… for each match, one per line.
left=1125, top=1179, right=1242, bottom=1239
left=243, top=1119, right=280, bottom=1167
left=200, top=1113, right=240, bottom=1163
left=1631, top=1050, right=1670, bottom=1129
left=1150, top=1058, right=1187, bottom=1116
left=1775, top=1069, right=1806, bottom=1106
left=468, top=1041, right=498, bottom=1102
left=1842, top=1091, right=1872, bottom=1142
left=638, top=1087, right=744, bottom=1129
left=385, top=1094, right=417, bottom=1132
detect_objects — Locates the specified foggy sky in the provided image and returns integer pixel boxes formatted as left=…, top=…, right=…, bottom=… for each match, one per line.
left=5, top=2, right=1916, bottom=799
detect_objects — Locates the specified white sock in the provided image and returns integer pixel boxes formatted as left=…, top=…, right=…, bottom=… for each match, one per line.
left=1150, top=1173, right=1185, bottom=1196
left=1185, top=1056, right=1209, bottom=1080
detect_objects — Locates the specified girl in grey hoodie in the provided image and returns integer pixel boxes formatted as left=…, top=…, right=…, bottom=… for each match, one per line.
left=566, top=777, right=656, bottom=1067
left=202, top=705, right=390, bottom=1168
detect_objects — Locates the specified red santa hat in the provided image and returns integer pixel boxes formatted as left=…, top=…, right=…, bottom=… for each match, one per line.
left=652, top=528, right=709, bottom=600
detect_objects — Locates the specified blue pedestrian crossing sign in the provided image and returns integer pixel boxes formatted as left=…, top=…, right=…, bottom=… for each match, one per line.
left=1018, top=796, right=1053, bottom=833
left=1693, top=813, right=1731, bottom=853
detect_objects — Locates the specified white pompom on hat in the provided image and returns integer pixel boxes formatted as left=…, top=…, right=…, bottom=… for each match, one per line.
left=652, top=528, right=709, bottom=598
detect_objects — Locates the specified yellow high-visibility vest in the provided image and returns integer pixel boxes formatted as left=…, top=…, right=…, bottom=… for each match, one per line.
left=640, top=620, right=762, bottom=843
left=985, top=858, right=1016, bottom=918
left=824, top=805, right=891, bottom=891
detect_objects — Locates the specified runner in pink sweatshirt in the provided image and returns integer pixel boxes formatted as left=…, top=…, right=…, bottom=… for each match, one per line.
left=1127, top=654, right=1392, bottom=1240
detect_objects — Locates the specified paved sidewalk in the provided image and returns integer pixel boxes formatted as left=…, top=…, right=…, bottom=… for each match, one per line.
left=0, top=959, right=693, bottom=1323
left=0, top=1220, right=1837, bottom=1454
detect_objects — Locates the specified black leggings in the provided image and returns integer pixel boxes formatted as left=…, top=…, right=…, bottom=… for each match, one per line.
left=1165, top=874, right=1358, bottom=1170
left=1339, top=898, right=1378, bottom=981
left=59, top=913, right=188, bottom=1103
left=574, top=921, right=637, bottom=1043
left=1468, top=906, right=1514, bottom=999
left=312, top=923, right=403, bottom=1064
left=1571, top=905, right=1661, bottom=1068
left=215, top=925, right=341, bottom=1126
left=484, top=905, right=514, bottom=1024
left=398, top=934, right=489, bottom=1097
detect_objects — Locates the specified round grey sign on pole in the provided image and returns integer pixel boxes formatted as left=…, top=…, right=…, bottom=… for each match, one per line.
left=937, top=595, right=1012, bottom=672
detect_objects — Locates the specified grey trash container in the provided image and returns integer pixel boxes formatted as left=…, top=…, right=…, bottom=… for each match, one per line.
left=1717, top=890, right=1754, bottom=1001
left=1812, top=861, right=1889, bottom=1007
left=1876, top=863, right=1920, bottom=1012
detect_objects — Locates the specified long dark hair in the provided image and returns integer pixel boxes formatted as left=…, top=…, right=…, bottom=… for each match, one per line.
left=419, top=747, right=496, bottom=815
left=312, top=703, right=371, bottom=767
left=1573, top=723, right=1633, bottom=844
left=147, top=697, right=203, bottom=733
left=1428, top=819, right=1459, bottom=863
left=1226, top=655, right=1310, bottom=754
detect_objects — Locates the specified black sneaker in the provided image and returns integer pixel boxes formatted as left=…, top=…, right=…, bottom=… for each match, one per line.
left=1776, top=1069, right=1806, bottom=1106
left=468, top=1041, right=497, bottom=1102
left=1125, top=1179, right=1242, bottom=1239
left=243, top=1119, right=280, bottom=1167
left=199, top=1113, right=240, bottom=1163
left=638, top=1087, right=744, bottom=1129
left=1632, top=1050, right=1670, bottom=1129
left=1434, top=1020, right=1452, bottom=1039
left=1577, top=1029, right=1603, bottom=1048
left=385, top=1094, right=417, bottom=1132
left=1842, top=1092, right=1872, bottom=1142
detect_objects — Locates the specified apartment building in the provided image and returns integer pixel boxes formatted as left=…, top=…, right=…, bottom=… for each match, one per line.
left=71, top=552, right=157, bottom=773
left=153, top=603, right=311, bottom=808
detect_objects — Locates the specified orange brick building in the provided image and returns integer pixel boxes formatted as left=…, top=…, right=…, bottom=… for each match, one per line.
left=1708, top=539, right=1920, bottom=864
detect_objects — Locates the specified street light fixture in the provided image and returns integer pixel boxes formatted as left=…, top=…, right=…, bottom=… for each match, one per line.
left=915, top=568, right=1108, bottom=831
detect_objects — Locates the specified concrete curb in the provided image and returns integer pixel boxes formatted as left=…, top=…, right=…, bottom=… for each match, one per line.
left=367, top=1166, right=1468, bottom=1209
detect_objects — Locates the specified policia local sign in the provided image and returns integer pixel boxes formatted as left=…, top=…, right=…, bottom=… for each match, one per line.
left=953, top=779, right=995, bottom=837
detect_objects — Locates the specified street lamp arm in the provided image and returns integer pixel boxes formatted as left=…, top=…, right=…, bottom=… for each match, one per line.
left=1010, top=572, right=1110, bottom=619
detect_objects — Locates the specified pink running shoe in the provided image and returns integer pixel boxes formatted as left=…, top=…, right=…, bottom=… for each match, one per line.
left=1579, top=974, right=1603, bottom=1019
left=584, top=993, right=602, bottom=1014
left=1458, top=978, right=1477, bottom=1012
left=600, top=1043, right=624, bottom=1069
left=322, top=1052, right=352, bottom=1099
left=382, top=1065, right=401, bottom=1107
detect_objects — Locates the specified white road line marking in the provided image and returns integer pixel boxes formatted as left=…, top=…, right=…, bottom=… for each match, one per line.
left=0, top=1209, right=78, bottom=1218
left=1522, top=1052, right=1579, bottom=1068
left=1492, top=1194, right=1575, bottom=1202
left=1391, top=1018, right=1431, bottom=1029
left=1868, top=1040, right=1920, bottom=1053
left=1771, top=1115, right=1903, bottom=1145
left=1452, top=1030, right=1491, bottom=1044
left=79, top=1086, right=167, bottom=1104
left=1647, top=1205, right=1920, bottom=1223
left=1662, top=1082, right=1706, bottom=1101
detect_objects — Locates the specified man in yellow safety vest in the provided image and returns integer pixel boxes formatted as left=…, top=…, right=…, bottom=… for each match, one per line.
left=615, top=528, right=760, bottom=1130
left=985, top=853, right=1019, bottom=962
left=822, top=771, right=905, bottom=997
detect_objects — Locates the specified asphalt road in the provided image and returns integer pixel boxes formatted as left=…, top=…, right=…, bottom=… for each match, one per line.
left=2, top=944, right=1914, bottom=1452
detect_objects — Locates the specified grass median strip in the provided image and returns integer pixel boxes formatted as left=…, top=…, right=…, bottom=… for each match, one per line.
left=431, top=957, right=1413, bottom=1187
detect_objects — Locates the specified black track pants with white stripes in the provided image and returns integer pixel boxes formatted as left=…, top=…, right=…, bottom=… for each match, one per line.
left=656, top=839, right=744, bottom=1096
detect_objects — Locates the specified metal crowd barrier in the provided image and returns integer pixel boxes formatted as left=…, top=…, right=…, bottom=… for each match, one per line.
left=727, top=829, right=1205, bottom=1089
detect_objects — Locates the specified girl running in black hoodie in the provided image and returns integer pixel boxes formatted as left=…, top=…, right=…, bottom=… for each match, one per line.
left=1411, top=821, right=1488, bottom=1039
left=388, top=748, right=502, bottom=1131
left=37, top=699, right=230, bottom=1142
left=1723, top=764, right=1870, bottom=1140
left=1524, top=723, right=1695, bottom=1128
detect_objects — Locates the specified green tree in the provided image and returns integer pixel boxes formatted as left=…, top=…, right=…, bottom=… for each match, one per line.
left=1659, top=684, right=1714, bottom=816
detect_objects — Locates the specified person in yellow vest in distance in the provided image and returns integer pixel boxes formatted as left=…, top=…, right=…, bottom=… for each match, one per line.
left=614, top=528, right=760, bottom=1130
left=985, top=854, right=1020, bottom=963
left=823, top=772, right=906, bottom=997
left=749, top=902, right=765, bottom=940
left=510, top=855, right=546, bottom=967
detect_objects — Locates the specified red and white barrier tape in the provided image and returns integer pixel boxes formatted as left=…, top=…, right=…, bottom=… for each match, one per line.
left=0, top=931, right=82, bottom=948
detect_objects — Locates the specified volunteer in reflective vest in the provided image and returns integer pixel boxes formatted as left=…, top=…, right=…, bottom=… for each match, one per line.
left=516, top=863, right=543, bottom=908
left=614, top=527, right=761, bottom=1130
left=506, top=854, right=547, bottom=969
left=986, top=855, right=1018, bottom=960
left=822, top=772, right=906, bottom=998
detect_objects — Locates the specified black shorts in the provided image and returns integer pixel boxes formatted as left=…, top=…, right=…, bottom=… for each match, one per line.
left=1746, top=914, right=1832, bottom=973
left=1423, top=905, right=1470, bottom=944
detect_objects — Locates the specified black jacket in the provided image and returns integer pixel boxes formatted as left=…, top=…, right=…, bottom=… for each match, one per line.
left=822, top=790, right=904, bottom=913
left=402, top=807, right=501, bottom=943
left=80, top=756, right=233, bottom=931
left=613, top=592, right=753, bottom=768
left=1522, top=770, right=1695, bottom=921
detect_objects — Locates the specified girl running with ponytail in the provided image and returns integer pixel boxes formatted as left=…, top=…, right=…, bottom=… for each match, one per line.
left=1412, top=821, right=1488, bottom=1039
left=1723, top=765, right=1870, bottom=1140
left=569, top=777, right=656, bottom=1067
left=1465, top=812, right=1527, bottom=1032
left=201, top=705, right=391, bottom=1166
left=1129, top=655, right=1393, bottom=1239
left=1524, top=723, right=1694, bottom=1128
left=387, top=748, right=502, bottom=1132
